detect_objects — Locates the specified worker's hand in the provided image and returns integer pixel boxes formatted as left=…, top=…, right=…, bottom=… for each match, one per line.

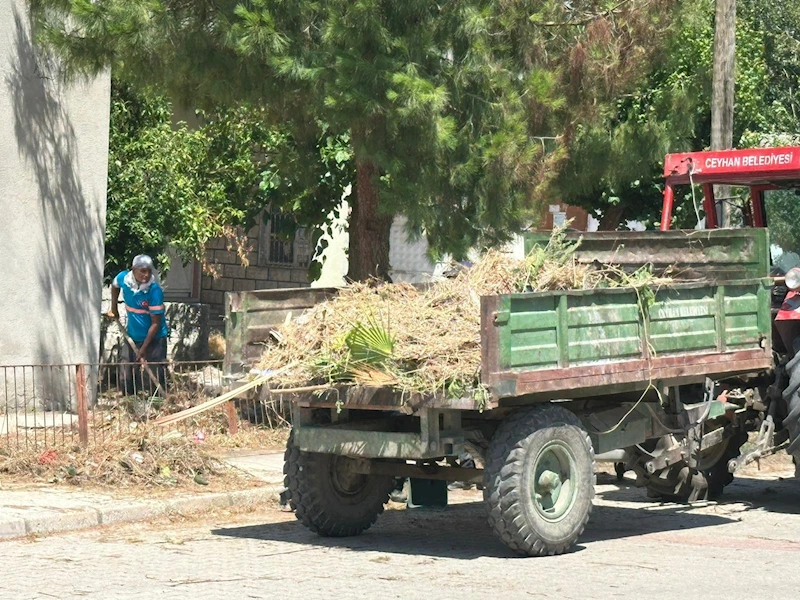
left=135, top=349, right=146, bottom=363
left=106, top=309, right=119, bottom=321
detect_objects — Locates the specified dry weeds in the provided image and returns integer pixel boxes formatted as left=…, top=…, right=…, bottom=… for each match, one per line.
left=259, top=227, right=672, bottom=398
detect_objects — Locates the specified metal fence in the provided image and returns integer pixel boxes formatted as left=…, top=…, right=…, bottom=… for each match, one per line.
left=0, top=361, right=288, bottom=451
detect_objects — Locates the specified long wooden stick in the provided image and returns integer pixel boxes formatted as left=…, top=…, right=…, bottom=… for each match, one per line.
left=114, top=318, right=166, bottom=396
left=153, top=375, right=270, bottom=426
left=153, top=370, right=329, bottom=427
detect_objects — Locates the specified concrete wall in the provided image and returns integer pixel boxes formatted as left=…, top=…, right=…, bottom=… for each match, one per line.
left=312, top=199, right=350, bottom=288
left=0, top=3, right=110, bottom=366
left=388, top=216, right=437, bottom=284
left=312, top=199, right=444, bottom=286
left=199, top=221, right=311, bottom=327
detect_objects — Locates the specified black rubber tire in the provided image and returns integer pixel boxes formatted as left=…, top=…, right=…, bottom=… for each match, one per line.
left=484, top=405, right=595, bottom=557
left=782, top=338, right=800, bottom=462
left=705, top=431, right=748, bottom=499
left=283, top=433, right=395, bottom=537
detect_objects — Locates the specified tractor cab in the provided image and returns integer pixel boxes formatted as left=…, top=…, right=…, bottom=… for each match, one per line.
left=660, top=146, right=800, bottom=351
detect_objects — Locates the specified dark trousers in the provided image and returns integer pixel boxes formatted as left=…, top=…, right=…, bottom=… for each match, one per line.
left=120, top=337, right=168, bottom=395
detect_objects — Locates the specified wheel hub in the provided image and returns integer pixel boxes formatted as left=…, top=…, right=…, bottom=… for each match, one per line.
left=330, top=456, right=369, bottom=497
left=531, top=441, right=578, bottom=522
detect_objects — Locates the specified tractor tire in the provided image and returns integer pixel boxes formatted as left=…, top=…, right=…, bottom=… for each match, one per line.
left=781, top=339, right=800, bottom=467
left=705, top=431, right=748, bottom=498
left=283, top=433, right=395, bottom=537
left=484, top=404, right=595, bottom=557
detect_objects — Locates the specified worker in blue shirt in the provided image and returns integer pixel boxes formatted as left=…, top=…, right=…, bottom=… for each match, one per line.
left=107, top=254, right=170, bottom=393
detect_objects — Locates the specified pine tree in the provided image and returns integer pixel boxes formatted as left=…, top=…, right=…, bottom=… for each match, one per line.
left=553, top=0, right=795, bottom=229
left=33, top=0, right=677, bottom=278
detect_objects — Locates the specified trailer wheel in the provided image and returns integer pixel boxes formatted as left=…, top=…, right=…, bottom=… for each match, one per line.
left=284, top=434, right=394, bottom=537
left=781, top=339, right=800, bottom=469
left=484, top=405, right=595, bottom=557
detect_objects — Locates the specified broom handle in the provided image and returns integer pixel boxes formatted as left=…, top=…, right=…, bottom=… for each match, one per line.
left=114, top=317, right=167, bottom=396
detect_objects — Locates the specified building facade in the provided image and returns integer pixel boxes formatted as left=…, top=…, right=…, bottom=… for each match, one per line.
left=0, top=2, right=110, bottom=367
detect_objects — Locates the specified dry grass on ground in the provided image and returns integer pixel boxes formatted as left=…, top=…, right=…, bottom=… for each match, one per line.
left=0, top=425, right=290, bottom=492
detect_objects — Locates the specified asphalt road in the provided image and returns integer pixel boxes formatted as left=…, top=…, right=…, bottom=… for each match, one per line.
left=3, top=468, right=800, bottom=600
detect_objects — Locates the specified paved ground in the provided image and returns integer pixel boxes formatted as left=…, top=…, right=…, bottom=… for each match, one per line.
left=3, top=462, right=800, bottom=600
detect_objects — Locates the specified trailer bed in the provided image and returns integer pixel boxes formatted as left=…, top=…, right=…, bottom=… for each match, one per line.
left=225, top=229, right=773, bottom=411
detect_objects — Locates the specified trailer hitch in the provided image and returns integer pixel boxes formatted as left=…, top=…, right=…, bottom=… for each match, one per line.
left=727, top=416, right=788, bottom=473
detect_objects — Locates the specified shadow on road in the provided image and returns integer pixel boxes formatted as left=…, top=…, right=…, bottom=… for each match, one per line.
left=597, top=473, right=800, bottom=517
left=212, top=493, right=737, bottom=559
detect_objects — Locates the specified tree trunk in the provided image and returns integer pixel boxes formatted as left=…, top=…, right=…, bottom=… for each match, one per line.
left=347, top=157, right=393, bottom=281
left=711, top=0, right=736, bottom=227
left=598, top=205, right=625, bottom=231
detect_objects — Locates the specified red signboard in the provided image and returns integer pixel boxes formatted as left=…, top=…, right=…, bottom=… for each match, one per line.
left=663, top=146, right=800, bottom=184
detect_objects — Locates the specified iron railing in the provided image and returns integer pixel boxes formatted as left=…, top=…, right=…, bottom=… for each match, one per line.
left=0, top=361, right=288, bottom=451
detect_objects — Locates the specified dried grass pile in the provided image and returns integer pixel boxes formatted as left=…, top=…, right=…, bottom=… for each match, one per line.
left=0, top=434, right=227, bottom=487
left=259, top=227, right=671, bottom=399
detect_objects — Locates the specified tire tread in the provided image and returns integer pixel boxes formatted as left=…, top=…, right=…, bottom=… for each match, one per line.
left=483, top=405, right=595, bottom=557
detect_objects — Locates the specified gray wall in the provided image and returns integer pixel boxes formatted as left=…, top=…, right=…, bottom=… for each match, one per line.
left=0, top=2, right=110, bottom=366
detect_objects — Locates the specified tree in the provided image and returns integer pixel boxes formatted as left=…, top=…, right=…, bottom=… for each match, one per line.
left=553, top=0, right=777, bottom=229
left=105, top=80, right=350, bottom=281
left=34, top=0, right=679, bottom=279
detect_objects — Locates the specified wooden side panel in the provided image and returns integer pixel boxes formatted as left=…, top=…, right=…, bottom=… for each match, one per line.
left=524, top=228, right=769, bottom=282
left=723, top=283, right=763, bottom=350
left=506, top=295, right=558, bottom=369
left=649, top=287, right=718, bottom=355
left=566, top=292, right=642, bottom=364
left=225, top=287, right=339, bottom=375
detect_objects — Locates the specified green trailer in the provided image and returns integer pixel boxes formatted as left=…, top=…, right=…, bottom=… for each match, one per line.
left=225, top=228, right=780, bottom=556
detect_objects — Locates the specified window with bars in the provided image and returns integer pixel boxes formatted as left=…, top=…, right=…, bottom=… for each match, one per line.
left=258, top=210, right=312, bottom=268
left=267, top=212, right=294, bottom=265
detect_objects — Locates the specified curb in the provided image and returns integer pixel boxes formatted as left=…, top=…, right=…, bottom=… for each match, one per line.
left=0, top=485, right=279, bottom=541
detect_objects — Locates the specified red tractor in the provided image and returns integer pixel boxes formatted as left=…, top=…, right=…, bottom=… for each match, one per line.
left=659, top=146, right=800, bottom=478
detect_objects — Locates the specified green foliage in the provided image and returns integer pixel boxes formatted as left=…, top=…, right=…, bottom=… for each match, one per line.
left=764, top=190, right=800, bottom=258
left=739, top=0, right=800, bottom=134
left=344, top=318, right=395, bottom=366
left=104, top=80, right=350, bottom=280
left=521, top=222, right=583, bottom=289
left=554, top=0, right=793, bottom=229
left=736, top=132, right=800, bottom=257
left=34, top=0, right=679, bottom=268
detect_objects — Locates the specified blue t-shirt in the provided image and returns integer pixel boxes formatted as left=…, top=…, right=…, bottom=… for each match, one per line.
left=114, top=271, right=170, bottom=343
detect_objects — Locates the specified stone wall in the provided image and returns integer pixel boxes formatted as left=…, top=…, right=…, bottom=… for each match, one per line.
left=199, top=225, right=311, bottom=324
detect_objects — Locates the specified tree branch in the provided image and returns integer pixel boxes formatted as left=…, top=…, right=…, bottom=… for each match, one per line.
left=530, top=0, right=637, bottom=27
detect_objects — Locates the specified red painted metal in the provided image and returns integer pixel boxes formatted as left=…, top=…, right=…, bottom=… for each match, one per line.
left=751, top=187, right=766, bottom=227
left=776, top=291, right=800, bottom=321
left=661, top=146, right=800, bottom=230
left=76, top=364, right=89, bottom=447
left=664, top=147, right=800, bottom=185
left=489, top=349, right=772, bottom=399
left=225, top=401, right=239, bottom=434
left=702, top=184, right=718, bottom=228
left=660, top=183, right=674, bottom=231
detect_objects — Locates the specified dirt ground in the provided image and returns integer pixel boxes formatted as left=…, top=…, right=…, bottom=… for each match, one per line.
left=0, top=428, right=290, bottom=497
